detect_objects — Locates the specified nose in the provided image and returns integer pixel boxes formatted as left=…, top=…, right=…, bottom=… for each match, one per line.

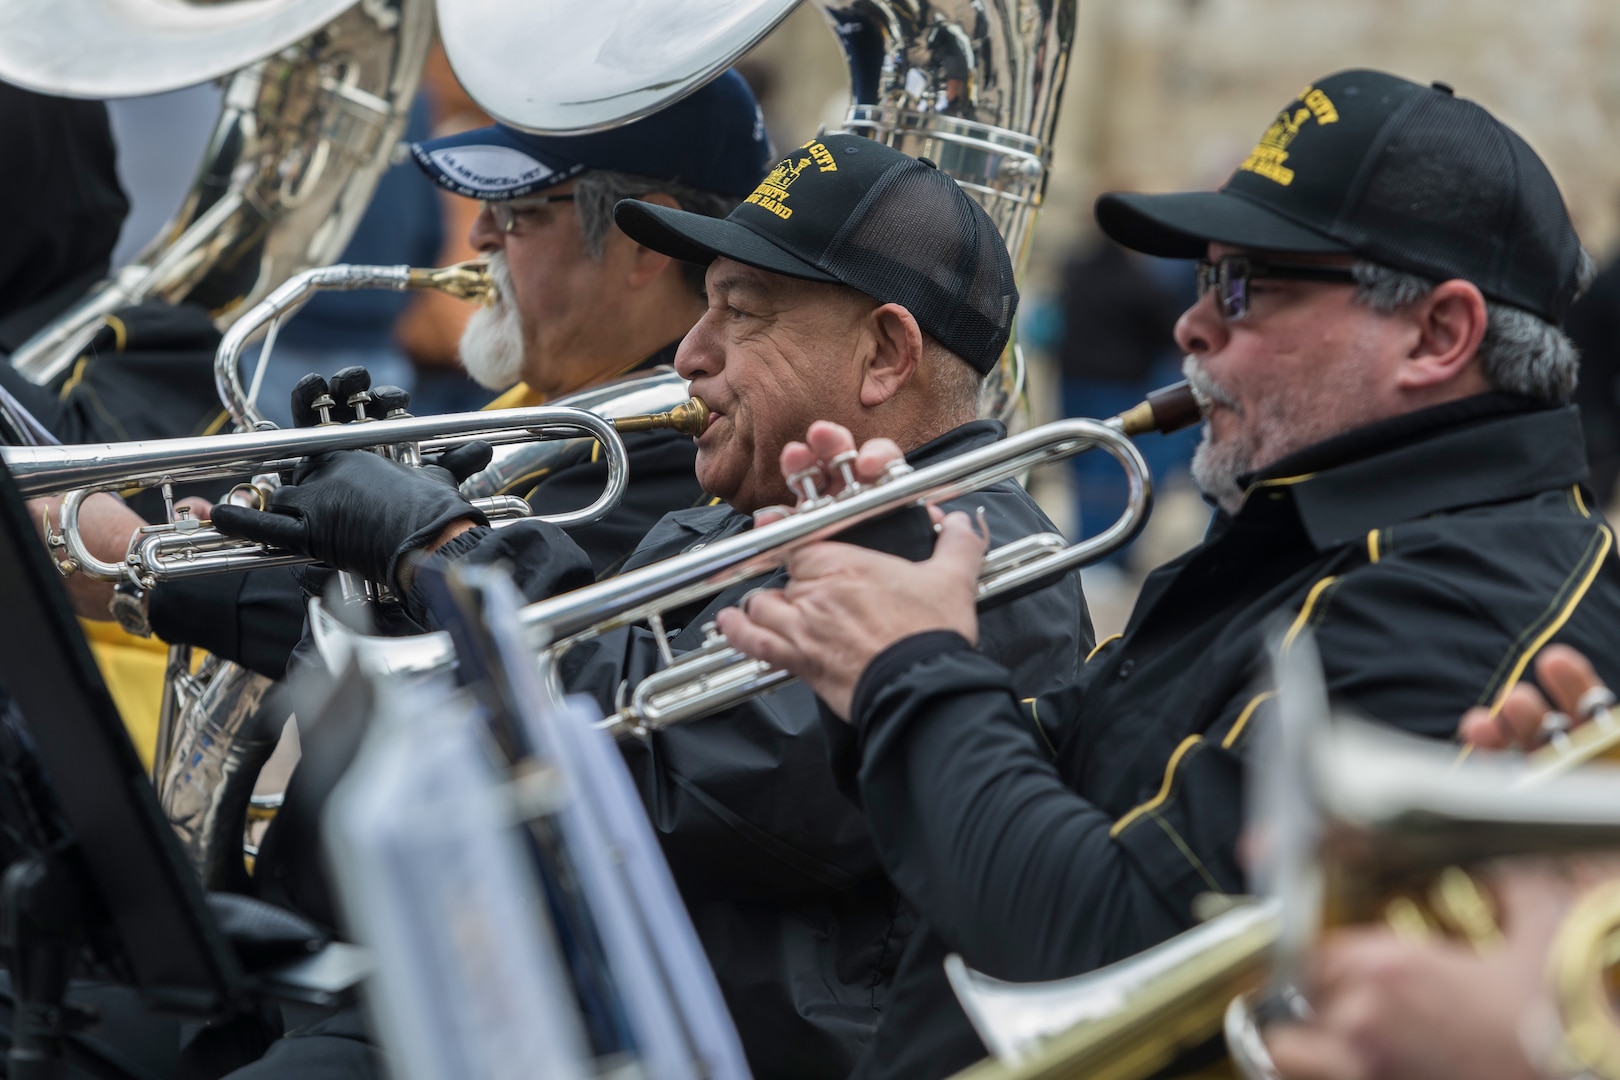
left=1173, top=290, right=1228, bottom=359
left=674, top=310, right=723, bottom=381
left=468, top=204, right=504, bottom=254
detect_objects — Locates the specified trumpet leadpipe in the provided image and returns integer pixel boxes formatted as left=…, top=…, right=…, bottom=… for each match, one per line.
left=217, top=261, right=497, bottom=430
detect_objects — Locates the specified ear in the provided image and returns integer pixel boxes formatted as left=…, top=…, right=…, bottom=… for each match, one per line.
left=619, top=192, right=681, bottom=289
left=1396, top=279, right=1489, bottom=392
left=860, top=303, right=923, bottom=407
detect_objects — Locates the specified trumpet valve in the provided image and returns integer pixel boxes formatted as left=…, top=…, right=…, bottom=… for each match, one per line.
left=880, top=459, right=914, bottom=484
left=787, top=466, right=832, bottom=511
left=311, top=392, right=338, bottom=426
left=347, top=389, right=375, bottom=422
left=828, top=450, right=863, bottom=495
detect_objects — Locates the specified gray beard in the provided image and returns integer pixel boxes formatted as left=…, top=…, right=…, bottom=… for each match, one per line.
left=1182, top=355, right=1250, bottom=515
left=457, top=253, right=526, bottom=391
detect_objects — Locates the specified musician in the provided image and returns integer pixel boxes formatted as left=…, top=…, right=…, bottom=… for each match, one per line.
left=406, top=68, right=770, bottom=576
left=1266, top=645, right=1620, bottom=1080
left=0, top=79, right=229, bottom=451
left=27, top=75, right=773, bottom=761
left=711, top=70, right=1620, bottom=1077
left=212, top=138, right=1093, bottom=1076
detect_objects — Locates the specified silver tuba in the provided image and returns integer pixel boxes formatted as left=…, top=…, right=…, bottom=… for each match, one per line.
left=0, top=0, right=435, bottom=384
left=0, top=0, right=434, bottom=887
left=437, top=0, right=1079, bottom=428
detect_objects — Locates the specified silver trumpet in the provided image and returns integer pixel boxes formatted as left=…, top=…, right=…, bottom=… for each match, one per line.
left=314, top=383, right=1203, bottom=737
left=8, top=404, right=632, bottom=587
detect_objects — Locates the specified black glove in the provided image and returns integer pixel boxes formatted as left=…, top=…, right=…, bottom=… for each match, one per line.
left=212, top=450, right=489, bottom=589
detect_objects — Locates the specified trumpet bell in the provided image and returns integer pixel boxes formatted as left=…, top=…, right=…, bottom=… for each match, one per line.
left=0, top=0, right=359, bottom=98
left=438, top=0, right=800, bottom=134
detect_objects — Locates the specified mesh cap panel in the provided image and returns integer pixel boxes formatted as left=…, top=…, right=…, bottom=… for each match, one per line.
left=822, top=164, right=1017, bottom=374
left=1340, top=95, right=1514, bottom=292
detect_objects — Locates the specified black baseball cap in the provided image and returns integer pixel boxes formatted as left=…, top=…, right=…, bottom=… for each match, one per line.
left=613, top=136, right=1017, bottom=375
left=1096, top=69, right=1584, bottom=324
left=410, top=70, right=771, bottom=200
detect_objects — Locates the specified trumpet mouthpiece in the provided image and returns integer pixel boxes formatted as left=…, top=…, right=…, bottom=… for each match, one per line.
left=409, top=261, right=499, bottom=307
left=613, top=398, right=711, bottom=436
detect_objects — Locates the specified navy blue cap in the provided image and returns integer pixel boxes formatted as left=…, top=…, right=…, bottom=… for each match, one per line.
left=410, top=69, right=771, bottom=200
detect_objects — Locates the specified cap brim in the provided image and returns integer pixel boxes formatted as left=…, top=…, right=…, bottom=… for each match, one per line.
left=409, top=125, right=580, bottom=199
left=1096, top=190, right=1352, bottom=258
left=614, top=201, right=838, bottom=284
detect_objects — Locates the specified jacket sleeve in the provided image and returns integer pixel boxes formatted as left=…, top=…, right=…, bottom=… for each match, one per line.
left=852, top=639, right=1246, bottom=984
left=404, top=518, right=597, bottom=620
left=148, top=568, right=307, bottom=679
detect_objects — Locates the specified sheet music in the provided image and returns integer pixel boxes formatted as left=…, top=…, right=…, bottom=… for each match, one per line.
left=324, top=674, right=590, bottom=1080
left=476, top=570, right=753, bottom=1080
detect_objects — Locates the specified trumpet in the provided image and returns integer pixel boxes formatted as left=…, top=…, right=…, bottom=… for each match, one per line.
left=313, top=384, right=1204, bottom=723
left=7, top=405, right=637, bottom=587
left=945, top=636, right=1620, bottom=1080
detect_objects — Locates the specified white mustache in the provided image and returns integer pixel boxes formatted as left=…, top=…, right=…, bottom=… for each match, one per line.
left=1181, top=355, right=1239, bottom=414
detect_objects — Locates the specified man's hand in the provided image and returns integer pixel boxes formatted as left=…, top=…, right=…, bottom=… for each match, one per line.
left=1264, top=860, right=1616, bottom=1080
left=1459, top=644, right=1611, bottom=750
left=28, top=492, right=205, bottom=621
left=211, top=448, right=489, bottom=588
left=715, top=421, right=986, bottom=721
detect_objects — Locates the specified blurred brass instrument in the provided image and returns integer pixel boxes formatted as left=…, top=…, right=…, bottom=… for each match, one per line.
left=0, top=0, right=434, bottom=388
left=313, top=384, right=1202, bottom=724
left=943, top=637, right=1620, bottom=1080
left=216, top=260, right=499, bottom=431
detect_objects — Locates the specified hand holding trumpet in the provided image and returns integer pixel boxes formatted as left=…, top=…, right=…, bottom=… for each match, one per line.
left=1263, top=645, right=1620, bottom=1080
left=715, top=420, right=988, bottom=720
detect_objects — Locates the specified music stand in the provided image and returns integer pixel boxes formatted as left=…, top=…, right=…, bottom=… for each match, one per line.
left=0, top=458, right=360, bottom=1077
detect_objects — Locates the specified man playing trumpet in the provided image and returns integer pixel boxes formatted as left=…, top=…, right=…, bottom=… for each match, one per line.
left=212, top=137, right=1092, bottom=1076
left=714, top=70, right=1620, bottom=1078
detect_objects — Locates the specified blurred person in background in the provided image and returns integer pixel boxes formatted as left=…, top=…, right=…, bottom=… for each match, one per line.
left=396, top=42, right=503, bottom=416
left=1052, top=239, right=1200, bottom=550
left=1564, top=255, right=1620, bottom=509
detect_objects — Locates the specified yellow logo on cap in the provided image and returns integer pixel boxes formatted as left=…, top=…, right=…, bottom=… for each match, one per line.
left=1238, top=84, right=1339, bottom=187
left=744, top=141, right=839, bottom=221
left=746, top=155, right=811, bottom=220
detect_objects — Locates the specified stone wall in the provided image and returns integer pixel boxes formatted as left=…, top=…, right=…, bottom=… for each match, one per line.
left=747, top=0, right=1620, bottom=287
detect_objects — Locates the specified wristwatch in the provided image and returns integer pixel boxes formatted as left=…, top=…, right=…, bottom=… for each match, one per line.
left=108, top=581, right=153, bottom=638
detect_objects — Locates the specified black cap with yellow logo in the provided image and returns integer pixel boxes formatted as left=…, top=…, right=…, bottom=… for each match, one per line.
left=614, top=135, right=1017, bottom=375
left=1095, top=69, right=1583, bottom=324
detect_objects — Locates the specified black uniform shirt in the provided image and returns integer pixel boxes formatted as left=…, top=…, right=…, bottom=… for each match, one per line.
left=413, top=418, right=1094, bottom=1078
left=846, top=396, right=1620, bottom=1079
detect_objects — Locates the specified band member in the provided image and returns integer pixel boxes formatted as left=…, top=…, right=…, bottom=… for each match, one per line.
left=32, top=73, right=772, bottom=757
left=407, top=68, right=772, bottom=574
left=212, top=138, right=1092, bottom=1076
left=712, top=70, right=1620, bottom=1078
left=1267, top=644, right=1620, bottom=1080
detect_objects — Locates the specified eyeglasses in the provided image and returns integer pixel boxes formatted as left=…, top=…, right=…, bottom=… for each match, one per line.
left=1195, top=255, right=1358, bottom=321
left=482, top=193, right=577, bottom=234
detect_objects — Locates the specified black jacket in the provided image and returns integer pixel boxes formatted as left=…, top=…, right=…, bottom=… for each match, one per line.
left=845, top=396, right=1620, bottom=1079
left=0, top=301, right=229, bottom=448
left=412, top=419, right=1094, bottom=1078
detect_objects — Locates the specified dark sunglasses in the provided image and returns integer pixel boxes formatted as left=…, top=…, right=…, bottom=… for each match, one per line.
left=1195, top=255, right=1358, bottom=320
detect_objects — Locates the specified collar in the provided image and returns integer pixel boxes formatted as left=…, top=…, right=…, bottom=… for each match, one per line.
left=905, top=418, right=1007, bottom=468
left=1233, top=395, right=1588, bottom=551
